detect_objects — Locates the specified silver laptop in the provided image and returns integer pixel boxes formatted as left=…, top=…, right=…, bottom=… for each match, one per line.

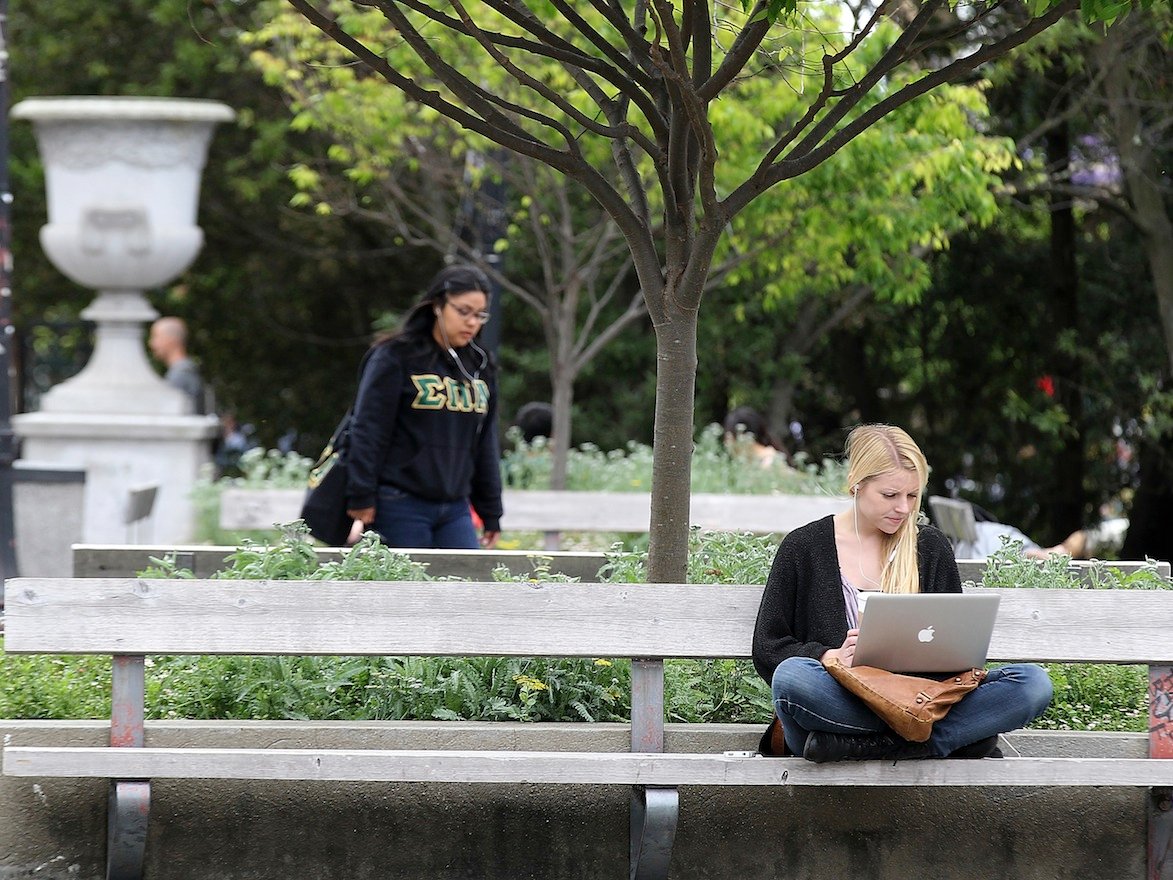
left=852, top=593, right=1001, bottom=673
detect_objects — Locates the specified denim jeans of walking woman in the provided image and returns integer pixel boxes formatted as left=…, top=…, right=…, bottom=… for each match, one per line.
left=372, top=484, right=479, bottom=549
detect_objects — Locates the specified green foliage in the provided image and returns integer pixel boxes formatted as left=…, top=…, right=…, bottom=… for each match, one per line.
left=500, top=423, right=848, bottom=495
left=0, top=651, right=112, bottom=719
left=1033, top=663, right=1149, bottom=732
left=230, top=447, right=316, bottom=487
left=191, top=449, right=314, bottom=545
left=665, top=658, right=773, bottom=724
left=973, top=540, right=1171, bottom=590
left=600, top=529, right=778, bottom=585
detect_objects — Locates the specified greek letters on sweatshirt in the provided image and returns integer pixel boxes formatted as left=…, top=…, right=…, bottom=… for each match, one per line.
left=345, top=339, right=503, bottom=531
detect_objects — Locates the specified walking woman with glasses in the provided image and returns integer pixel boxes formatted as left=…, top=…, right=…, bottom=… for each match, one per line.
left=345, top=264, right=503, bottom=549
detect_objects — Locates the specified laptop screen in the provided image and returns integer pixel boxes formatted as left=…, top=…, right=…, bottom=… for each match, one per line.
left=852, top=593, right=1001, bottom=673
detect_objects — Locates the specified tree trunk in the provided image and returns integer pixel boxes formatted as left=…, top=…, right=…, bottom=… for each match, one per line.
left=1120, top=435, right=1173, bottom=562
left=767, top=379, right=796, bottom=451
left=549, top=370, right=574, bottom=491
left=1098, top=14, right=1173, bottom=562
left=1100, top=15, right=1173, bottom=377
left=646, top=301, right=700, bottom=585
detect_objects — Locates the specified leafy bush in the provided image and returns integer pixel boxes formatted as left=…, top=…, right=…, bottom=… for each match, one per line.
left=191, top=448, right=314, bottom=544
left=501, top=423, right=848, bottom=495
left=973, top=538, right=1169, bottom=590
left=1033, top=663, right=1148, bottom=733
left=2, top=529, right=1162, bottom=731
left=0, top=653, right=112, bottom=720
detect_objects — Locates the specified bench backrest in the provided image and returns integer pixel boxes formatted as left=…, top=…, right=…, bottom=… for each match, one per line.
left=218, top=488, right=849, bottom=534
left=6, top=578, right=1173, bottom=665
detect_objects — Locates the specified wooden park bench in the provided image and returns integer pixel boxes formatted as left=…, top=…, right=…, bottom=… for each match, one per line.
left=3, top=577, right=1172, bottom=880
left=218, top=487, right=849, bottom=548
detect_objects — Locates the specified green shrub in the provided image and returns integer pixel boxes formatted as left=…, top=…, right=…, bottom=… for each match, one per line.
left=974, top=539, right=1169, bottom=590
left=192, top=448, right=314, bottom=544
left=0, top=652, right=112, bottom=719
left=501, top=423, right=848, bottom=496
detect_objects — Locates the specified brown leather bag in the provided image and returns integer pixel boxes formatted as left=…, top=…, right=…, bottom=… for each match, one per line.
left=823, top=657, right=987, bottom=742
left=757, top=715, right=789, bottom=756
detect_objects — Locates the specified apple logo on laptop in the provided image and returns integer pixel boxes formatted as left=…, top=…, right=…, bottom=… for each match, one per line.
left=918, top=625, right=935, bottom=643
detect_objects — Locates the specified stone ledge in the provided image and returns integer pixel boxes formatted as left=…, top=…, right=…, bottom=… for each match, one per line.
left=2, top=718, right=1145, bottom=757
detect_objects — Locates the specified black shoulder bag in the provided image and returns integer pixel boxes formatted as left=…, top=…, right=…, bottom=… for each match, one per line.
left=300, top=347, right=376, bottom=545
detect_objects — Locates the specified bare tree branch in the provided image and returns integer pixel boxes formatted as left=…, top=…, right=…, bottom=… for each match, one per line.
left=724, top=0, right=1078, bottom=216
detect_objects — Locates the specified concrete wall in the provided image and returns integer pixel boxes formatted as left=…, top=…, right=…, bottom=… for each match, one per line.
left=13, top=464, right=86, bottom=579
left=0, top=721, right=1151, bottom=880
left=70, top=545, right=610, bottom=581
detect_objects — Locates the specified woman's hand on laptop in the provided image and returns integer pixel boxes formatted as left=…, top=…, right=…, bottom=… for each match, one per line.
left=822, top=629, right=860, bottom=668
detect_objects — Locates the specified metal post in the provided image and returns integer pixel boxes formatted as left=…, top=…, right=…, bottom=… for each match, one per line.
left=629, top=659, right=677, bottom=880
left=108, top=655, right=150, bottom=880
left=630, top=659, right=665, bottom=753
left=0, top=0, right=18, bottom=603
left=1149, top=666, right=1173, bottom=880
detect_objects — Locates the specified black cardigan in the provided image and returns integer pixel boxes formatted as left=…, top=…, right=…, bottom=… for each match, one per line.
left=751, top=515, right=961, bottom=682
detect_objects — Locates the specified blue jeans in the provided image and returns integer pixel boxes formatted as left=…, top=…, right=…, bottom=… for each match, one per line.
left=771, top=657, right=1053, bottom=757
left=371, top=485, right=479, bottom=550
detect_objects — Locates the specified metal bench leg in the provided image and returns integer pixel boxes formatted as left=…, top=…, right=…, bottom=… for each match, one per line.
left=630, top=785, right=678, bottom=880
left=108, top=656, right=149, bottom=880
left=107, top=780, right=150, bottom=880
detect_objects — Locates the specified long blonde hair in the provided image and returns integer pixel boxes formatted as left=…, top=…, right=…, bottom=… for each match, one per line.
left=844, top=424, right=929, bottom=594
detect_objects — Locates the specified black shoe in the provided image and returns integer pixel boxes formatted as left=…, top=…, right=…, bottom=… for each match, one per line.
left=948, top=735, right=1003, bottom=759
left=802, top=731, right=934, bottom=763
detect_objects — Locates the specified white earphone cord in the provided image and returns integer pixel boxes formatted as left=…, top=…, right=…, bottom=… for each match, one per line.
left=853, top=488, right=883, bottom=590
left=435, top=308, right=486, bottom=384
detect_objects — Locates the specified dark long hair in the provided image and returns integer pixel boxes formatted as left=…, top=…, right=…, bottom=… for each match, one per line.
left=375, top=264, right=494, bottom=375
left=722, top=406, right=781, bottom=450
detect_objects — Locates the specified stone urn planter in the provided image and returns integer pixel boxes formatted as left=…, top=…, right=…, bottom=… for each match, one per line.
left=11, top=96, right=233, bottom=548
left=12, top=96, right=234, bottom=414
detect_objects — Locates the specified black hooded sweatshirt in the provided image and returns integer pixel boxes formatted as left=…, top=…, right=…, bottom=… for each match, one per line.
left=345, top=337, right=503, bottom=532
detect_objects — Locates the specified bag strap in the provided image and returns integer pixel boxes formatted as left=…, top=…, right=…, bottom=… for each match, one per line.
left=330, top=345, right=382, bottom=446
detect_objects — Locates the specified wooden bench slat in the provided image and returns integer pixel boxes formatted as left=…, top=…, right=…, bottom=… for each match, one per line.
left=218, top=488, right=850, bottom=534
left=6, top=746, right=1172, bottom=787
left=969, top=586, right=1173, bottom=664
left=6, top=579, right=1173, bottom=663
left=1, top=579, right=762, bottom=657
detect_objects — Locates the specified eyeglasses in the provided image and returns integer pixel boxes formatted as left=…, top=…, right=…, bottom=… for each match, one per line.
left=445, top=302, right=491, bottom=324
